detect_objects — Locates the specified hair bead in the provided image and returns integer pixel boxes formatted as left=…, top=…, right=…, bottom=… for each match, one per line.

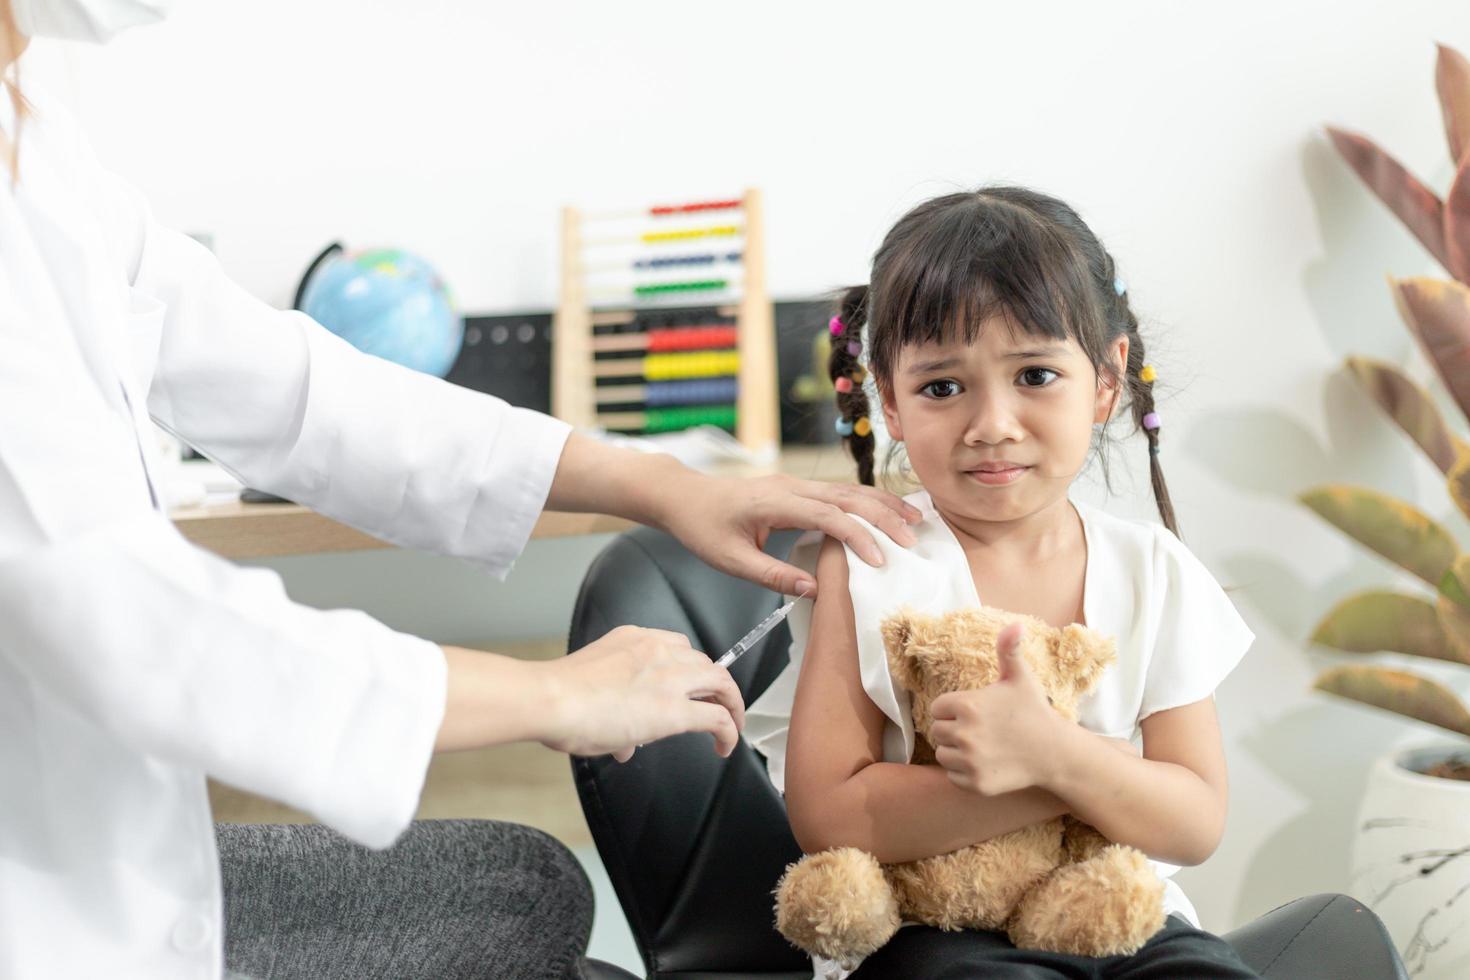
left=1140, top=364, right=1157, bottom=384
left=853, top=416, right=872, bottom=437
left=1113, top=277, right=1127, bottom=296
left=834, top=376, right=853, bottom=393
left=847, top=340, right=862, bottom=356
left=829, top=315, right=845, bottom=337
left=851, top=367, right=867, bottom=383
left=835, top=417, right=854, bottom=437
left=1142, top=411, right=1161, bottom=431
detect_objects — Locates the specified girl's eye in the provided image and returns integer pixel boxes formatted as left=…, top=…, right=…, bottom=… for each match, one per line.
left=1019, top=367, right=1059, bottom=388
left=922, top=379, right=961, bottom=399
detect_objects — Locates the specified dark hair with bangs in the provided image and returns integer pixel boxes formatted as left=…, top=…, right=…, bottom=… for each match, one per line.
left=829, top=185, right=1179, bottom=537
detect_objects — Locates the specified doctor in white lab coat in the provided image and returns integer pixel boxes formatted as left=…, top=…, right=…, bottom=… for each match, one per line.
left=0, top=2, right=922, bottom=977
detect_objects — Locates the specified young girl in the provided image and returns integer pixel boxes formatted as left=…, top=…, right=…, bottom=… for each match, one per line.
left=745, top=186, right=1260, bottom=979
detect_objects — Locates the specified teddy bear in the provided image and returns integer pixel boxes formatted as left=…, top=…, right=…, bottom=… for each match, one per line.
left=773, top=606, right=1166, bottom=967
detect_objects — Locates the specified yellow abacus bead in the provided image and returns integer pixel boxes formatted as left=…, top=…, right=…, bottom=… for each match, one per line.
left=854, top=416, right=873, bottom=438
left=1140, top=365, right=1157, bottom=384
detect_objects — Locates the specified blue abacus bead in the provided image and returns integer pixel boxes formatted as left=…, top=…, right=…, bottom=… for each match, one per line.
left=835, top=417, right=855, bottom=437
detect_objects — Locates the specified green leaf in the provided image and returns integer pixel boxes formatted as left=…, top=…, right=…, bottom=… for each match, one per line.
left=1315, top=664, right=1470, bottom=737
left=1437, top=594, right=1470, bottom=663
left=1327, top=127, right=1450, bottom=272
left=1449, top=449, right=1470, bottom=524
left=1300, top=485, right=1458, bottom=587
left=1346, top=356, right=1463, bottom=473
left=1310, top=590, right=1462, bottom=663
left=1441, top=554, right=1470, bottom=612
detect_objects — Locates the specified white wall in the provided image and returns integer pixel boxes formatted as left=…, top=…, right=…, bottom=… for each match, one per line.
left=26, top=0, right=1470, bottom=935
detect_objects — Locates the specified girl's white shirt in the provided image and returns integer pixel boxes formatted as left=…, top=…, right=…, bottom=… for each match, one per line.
left=0, top=85, right=570, bottom=978
left=746, top=488, right=1254, bottom=975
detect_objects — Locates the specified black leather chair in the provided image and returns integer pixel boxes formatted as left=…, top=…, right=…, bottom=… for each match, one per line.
left=569, top=527, right=1409, bottom=980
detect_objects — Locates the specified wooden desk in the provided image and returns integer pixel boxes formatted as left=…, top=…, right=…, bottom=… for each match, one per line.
left=171, top=445, right=860, bottom=560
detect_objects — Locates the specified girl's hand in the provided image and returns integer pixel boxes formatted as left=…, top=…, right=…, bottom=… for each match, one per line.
left=654, top=471, right=920, bottom=597
left=928, top=622, right=1066, bottom=795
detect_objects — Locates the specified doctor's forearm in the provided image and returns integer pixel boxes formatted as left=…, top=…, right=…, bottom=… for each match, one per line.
left=434, top=645, right=555, bottom=752
left=543, top=431, right=693, bottom=527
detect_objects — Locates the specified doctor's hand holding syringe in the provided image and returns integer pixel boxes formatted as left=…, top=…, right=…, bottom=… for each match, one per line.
left=432, top=431, right=919, bottom=762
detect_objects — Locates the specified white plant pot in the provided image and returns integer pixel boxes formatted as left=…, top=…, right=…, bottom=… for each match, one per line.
left=1351, top=744, right=1470, bottom=978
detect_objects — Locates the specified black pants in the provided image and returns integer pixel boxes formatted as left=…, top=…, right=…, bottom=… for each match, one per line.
left=849, top=915, right=1261, bottom=979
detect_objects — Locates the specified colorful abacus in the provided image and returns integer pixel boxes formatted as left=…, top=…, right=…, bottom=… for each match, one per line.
left=552, top=189, right=779, bottom=452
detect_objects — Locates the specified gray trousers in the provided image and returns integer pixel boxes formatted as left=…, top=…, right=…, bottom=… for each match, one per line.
left=217, top=819, right=595, bottom=980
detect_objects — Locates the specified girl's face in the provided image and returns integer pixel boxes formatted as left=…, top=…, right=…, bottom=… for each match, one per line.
left=879, top=314, right=1127, bottom=525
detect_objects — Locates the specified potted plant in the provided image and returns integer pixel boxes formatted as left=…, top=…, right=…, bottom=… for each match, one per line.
left=1305, top=42, right=1470, bottom=979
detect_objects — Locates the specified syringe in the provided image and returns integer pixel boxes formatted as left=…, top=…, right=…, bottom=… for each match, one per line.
left=714, top=591, right=809, bottom=669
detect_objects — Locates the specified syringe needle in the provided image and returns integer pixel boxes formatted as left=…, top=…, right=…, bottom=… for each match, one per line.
left=714, top=589, right=809, bottom=670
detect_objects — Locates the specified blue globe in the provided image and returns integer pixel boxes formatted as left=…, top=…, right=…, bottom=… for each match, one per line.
left=298, top=245, right=463, bottom=377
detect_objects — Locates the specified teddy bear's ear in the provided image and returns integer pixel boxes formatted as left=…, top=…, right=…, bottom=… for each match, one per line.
left=881, top=609, right=927, bottom=693
left=1055, top=624, right=1117, bottom=700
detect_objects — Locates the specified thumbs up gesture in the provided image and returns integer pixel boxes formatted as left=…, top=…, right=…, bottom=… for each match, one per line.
left=929, top=622, right=1065, bottom=796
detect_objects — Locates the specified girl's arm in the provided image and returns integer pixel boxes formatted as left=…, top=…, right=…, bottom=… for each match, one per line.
left=1042, top=697, right=1228, bottom=867
left=783, top=537, right=1069, bottom=864
left=929, top=624, right=1228, bottom=867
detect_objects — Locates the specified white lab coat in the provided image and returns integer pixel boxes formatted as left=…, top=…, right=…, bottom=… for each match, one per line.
left=0, top=86, right=572, bottom=978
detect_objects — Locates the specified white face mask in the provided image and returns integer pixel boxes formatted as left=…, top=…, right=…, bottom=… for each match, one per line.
left=11, top=0, right=176, bottom=44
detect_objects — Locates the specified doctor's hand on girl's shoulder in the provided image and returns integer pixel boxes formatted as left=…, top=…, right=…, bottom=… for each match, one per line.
left=549, top=433, right=920, bottom=598
left=435, top=629, right=744, bottom=762
left=927, top=623, right=1140, bottom=795
left=652, top=471, right=921, bottom=598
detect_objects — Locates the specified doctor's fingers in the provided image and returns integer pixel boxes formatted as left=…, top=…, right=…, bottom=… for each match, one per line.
left=795, top=481, right=921, bottom=549
left=731, top=547, right=822, bottom=599
left=683, top=663, right=746, bottom=730
left=613, top=640, right=744, bottom=721
left=610, top=675, right=741, bottom=763
left=676, top=698, right=741, bottom=757
left=778, top=497, right=912, bottom=570
left=805, top=481, right=917, bottom=537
